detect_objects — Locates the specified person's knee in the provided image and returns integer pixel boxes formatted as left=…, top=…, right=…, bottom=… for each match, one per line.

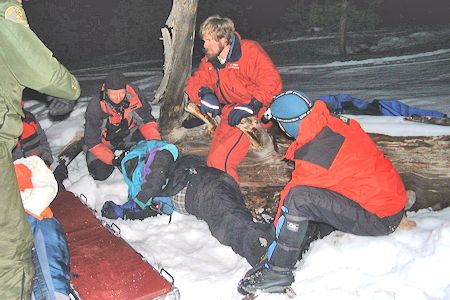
left=282, top=186, right=316, bottom=215
left=87, top=159, right=114, bottom=181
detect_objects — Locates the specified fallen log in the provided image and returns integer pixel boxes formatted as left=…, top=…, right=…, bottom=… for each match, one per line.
left=175, top=124, right=450, bottom=220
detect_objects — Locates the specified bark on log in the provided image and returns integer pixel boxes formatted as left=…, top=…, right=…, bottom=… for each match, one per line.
left=370, top=134, right=450, bottom=211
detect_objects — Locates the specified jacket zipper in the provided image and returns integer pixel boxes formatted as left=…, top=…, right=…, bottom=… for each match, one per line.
left=215, top=68, right=230, bottom=104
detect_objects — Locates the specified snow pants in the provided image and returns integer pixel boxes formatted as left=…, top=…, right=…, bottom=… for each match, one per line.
left=207, top=119, right=250, bottom=184
left=267, top=186, right=404, bottom=272
left=86, top=128, right=144, bottom=181
left=0, top=142, right=34, bottom=299
left=185, top=167, right=269, bottom=266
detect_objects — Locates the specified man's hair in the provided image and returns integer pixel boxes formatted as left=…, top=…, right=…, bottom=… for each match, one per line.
left=199, top=15, right=235, bottom=44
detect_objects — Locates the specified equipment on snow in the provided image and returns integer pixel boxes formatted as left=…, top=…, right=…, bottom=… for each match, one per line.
left=57, top=134, right=84, bottom=168
left=48, top=97, right=77, bottom=120
left=55, top=134, right=84, bottom=191
left=51, top=191, right=179, bottom=299
left=404, top=115, right=450, bottom=126
left=319, top=94, right=446, bottom=118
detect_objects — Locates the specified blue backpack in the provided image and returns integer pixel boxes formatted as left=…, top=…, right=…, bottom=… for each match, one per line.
left=121, top=140, right=178, bottom=213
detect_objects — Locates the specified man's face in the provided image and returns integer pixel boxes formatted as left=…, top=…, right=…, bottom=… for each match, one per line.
left=107, top=88, right=126, bottom=104
left=202, top=32, right=228, bottom=60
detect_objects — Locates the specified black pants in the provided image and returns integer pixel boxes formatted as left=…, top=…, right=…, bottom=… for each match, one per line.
left=185, top=167, right=270, bottom=267
left=86, top=128, right=144, bottom=181
left=267, top=185, right=404, bottom=272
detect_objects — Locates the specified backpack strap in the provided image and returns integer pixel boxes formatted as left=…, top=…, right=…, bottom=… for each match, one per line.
left=121, top=140, right=179, bottom=209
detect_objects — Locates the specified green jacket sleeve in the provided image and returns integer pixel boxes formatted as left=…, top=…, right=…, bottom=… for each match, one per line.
left=1, top=15, right=80, bottom=100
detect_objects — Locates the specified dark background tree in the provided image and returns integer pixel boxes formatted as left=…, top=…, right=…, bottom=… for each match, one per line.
left=24, top=0, right=449, bottom=69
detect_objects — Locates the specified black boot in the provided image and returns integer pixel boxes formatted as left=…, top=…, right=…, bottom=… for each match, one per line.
left=237, top=263, right=294, bottom=295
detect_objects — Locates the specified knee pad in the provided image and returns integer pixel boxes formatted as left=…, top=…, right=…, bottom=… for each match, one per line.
left=88, top=159, right=114, bottom=181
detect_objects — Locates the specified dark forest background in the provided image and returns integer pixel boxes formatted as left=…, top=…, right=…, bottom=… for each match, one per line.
left=24, top=0, right=450, bottom=69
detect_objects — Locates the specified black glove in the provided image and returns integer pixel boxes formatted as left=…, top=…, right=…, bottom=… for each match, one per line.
left=53, top=162, right=68, bottom=182
left=112, top=151, right=127, bottom=168
left=105, top=119, right=130, bottom=147
left=53, top=162, right=68, bottom=192
left=199, top=87, right=220, bottom=117
left=228, top=98, right=262, bottom=126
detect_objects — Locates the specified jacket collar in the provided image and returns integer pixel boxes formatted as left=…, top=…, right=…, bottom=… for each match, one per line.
left=209, top=32, right=242, bottom=69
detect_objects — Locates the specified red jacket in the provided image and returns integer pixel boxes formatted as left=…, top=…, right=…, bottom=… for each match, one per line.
left=85, top=84, right=160, bottom=164
left=185, top=33, right=282, bottom=118
left=13, top=109, right=54, bottom=165
left=275, top=101, right=406, bottom=222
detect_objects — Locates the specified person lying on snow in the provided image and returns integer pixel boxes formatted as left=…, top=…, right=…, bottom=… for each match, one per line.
left=237, top=90, right=410, bottom=296
left=14, top=156, right=72, bottom=300
left=84, top=70, right=161, bottom=181
left=101, top=140, right=271, bottom=267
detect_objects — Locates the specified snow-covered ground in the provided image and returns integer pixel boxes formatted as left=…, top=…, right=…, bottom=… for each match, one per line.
left=25, top=32, right=450, bottom=299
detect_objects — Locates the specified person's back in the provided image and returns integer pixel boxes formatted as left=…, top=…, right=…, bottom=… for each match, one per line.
left=0, top=1, right=79, bottom=297
left=238, top=91, right=408, bottom=297
left=278, top=100, right=406, bottom=220
left=13, top=109, right=54, bottom=166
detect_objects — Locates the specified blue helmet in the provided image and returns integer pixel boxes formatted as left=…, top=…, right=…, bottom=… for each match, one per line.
left=263, top=90, right=312, bottom=138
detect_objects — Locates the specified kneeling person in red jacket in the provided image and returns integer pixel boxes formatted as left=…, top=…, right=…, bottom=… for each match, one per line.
left=238, top=91, right=408, bottom=296
left=84, top=71, right=161, bottom=180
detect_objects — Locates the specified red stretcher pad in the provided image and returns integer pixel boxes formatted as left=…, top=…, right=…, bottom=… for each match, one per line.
left=51, top=192, right=173, bottom=299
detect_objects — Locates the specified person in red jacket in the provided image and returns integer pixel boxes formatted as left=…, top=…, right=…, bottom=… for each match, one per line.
left=13, top=108, right=53, bottom=167
left=185, top=15, right=282, bottom=183
left=84, top=70, right=161, bottom=181
left=238, top=91, right=408, bottom=296
left=13, top=107, right=68, bottom=191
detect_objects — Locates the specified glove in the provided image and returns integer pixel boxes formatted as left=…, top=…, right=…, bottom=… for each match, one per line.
left=105, top=119, right=130, bottom=147
left=228, top=98, right=262, bottom=126
left=101, top=200, right=124, bottom=219
left=199, top=92, right=220, bottom=118
left=48, top=97, right=77, bottom=118
left=112, top=151, right=127, bottom=168
left=53, top=162, right=68, bottom=182
left=53, top=162, right=68, bottom=192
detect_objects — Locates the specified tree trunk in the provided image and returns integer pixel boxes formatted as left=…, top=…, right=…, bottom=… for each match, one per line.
left=370, top=134, right=450, bottom=211
left=242, top=133, right=450, bottom=220
left=339, top=0, right=348, bottom=56
left=155, top=0, right=199, bottom=137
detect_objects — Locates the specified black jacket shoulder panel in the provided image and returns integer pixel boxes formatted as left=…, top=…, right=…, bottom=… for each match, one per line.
left=294, top=126, right=345, bottom=170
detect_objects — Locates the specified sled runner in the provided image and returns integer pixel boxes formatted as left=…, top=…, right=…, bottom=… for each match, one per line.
left=50, top=191, right=178, bottom=299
